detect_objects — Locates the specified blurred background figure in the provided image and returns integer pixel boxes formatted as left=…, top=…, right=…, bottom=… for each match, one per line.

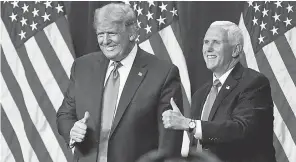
left=137, top=148, right=222, bottom=162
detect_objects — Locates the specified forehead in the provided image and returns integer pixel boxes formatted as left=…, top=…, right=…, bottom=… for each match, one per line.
left=96, top=22, right=123, bottom=33
left=204, top=26, right=228, bottom=41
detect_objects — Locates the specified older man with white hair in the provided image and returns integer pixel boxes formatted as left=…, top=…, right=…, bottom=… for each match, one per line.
left=162, top=21, right=276, bottom=162
left=57, top=3, right=183, bottom=162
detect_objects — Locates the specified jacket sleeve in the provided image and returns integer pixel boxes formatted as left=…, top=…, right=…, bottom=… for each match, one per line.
left=56, top=61, right=78, bottom=145
left=157, top=65, right=184, bottom=156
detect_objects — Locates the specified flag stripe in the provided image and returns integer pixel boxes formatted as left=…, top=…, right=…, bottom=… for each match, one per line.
left=44, top=21, right=74, bottom=78
left=54, top=16, right=76, bottom=59
left=1, top=20, right=67, bottom=162
left=22, top=39, right=69, bottom=162
left=170, top=19, right=184, bottom=51
left=262, top=43, right=296, bottom=115
left=159, top=25, right=191, bottom=104
left=239, top=14, right=260, bottom=71
left=1, top=132, right=17, bottom=162
left=255, top=49, right=296, bottom=143
left=273, top=133, right=289, bottom=162
left=34, top=30, right=70, bottom=94
left=139, top=40, right=155, bottom=55
left=0, top=72, right=42, bottom=162
left=24, top=37, right=64, bottom=112
left=1, top=106, right=24, bottom=162
left=239, top=13, right=296, bottom=162
left=274, top=36, right=296, bottom=85
left=148, top=33, right=172, bottom=63
left=285, top=27, right=296, bottom=58
left=273, top=104, right=296, bottom=162
left=12, top=44, right=72, bottom=161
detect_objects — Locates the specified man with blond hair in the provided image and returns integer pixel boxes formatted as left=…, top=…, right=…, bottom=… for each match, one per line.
left=57, top=3, right=183, bottom=162
left=162, top=21, right=276, bottom=162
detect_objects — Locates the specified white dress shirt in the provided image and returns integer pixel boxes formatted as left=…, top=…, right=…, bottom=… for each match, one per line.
left=194, top=67, right=235, bottom=139
left=104, top=45, right=138, bottom=112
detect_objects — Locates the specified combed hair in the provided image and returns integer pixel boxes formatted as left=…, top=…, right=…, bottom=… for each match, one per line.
left=210, top=21, right=244, bottom=47
left=93, top=3, right=138, bottom=34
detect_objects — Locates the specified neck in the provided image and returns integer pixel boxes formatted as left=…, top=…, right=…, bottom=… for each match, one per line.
left=214, top=60, right=238, bottom=78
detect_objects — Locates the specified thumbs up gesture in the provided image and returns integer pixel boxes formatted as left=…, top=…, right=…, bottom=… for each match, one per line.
left=162, top=98, right=190, bottom=130
left=70, top=112, right=90, bottom=144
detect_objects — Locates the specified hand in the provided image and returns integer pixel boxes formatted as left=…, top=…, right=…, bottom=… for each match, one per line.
left=162, top=98, right=190, bottom=130
left=70, top=112, right=90, bottom=144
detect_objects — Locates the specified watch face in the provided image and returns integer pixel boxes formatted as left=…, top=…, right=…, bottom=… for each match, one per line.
left=189, top=121, right=196, bottom=128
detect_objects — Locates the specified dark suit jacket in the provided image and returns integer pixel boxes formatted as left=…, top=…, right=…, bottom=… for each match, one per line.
left=190, top=63, right=276, bottom=162
left=57, top=48, right=183, bottom=162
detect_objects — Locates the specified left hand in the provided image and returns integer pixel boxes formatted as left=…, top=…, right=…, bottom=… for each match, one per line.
left=162, top=98, right=190, bottom=130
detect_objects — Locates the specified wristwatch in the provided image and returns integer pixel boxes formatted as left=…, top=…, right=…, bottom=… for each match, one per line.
left=188, top=119, right=196, bottom=133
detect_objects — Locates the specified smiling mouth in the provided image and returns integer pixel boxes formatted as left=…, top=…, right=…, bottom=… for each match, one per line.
left=105, top=45, right=117, bottom=51
left=207, top=55, right=217, bottom=59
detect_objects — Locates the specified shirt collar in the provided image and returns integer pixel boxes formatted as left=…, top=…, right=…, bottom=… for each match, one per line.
left=213, top=67, right=235, bottom=86
left=109, top=45, right=138, bottom=68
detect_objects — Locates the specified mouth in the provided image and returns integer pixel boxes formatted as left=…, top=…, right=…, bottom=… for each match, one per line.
left=104, top=45, right=117, bottom=51
left=206, top=55, right=217, bottom=59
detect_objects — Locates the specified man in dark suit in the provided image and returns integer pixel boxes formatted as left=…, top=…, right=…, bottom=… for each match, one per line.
left=57, top=3, right=183, bottom=162
left=162, top=21, right=276, bottom=162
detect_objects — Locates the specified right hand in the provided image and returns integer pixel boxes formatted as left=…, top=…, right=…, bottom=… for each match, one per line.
left=70, top=111, right=90, bottom=143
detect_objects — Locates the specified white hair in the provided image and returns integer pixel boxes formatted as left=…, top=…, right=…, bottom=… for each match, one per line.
left=93, top=3, right=138, bottom=35
left=210, top=21, right=244, bottom=47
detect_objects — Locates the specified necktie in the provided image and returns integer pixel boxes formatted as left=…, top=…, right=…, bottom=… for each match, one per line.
left=98, top=61, right=122, bottom=162
left=201, top=79, right=222, bottom=121
left=196, top=79, right=222, bottom=151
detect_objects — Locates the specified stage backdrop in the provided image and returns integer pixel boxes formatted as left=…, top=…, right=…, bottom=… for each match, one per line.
left=1, top=1, right=295, bottom=162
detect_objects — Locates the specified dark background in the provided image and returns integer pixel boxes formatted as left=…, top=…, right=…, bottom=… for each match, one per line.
left=64, top=1, right=243, bottom=94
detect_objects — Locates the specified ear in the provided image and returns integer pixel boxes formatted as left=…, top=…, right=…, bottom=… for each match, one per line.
left=232, top=44, right=242, bottom=58
left=129, top=33, right=136, bottom=41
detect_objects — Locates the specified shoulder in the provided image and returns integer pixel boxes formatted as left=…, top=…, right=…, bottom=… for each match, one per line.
left=74, top=51, right=103, bottom=64
left=241, top=67, right=270, bottom=86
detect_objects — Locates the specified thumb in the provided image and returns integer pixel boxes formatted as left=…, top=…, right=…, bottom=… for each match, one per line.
left=170, top=98, right=180, bottom=113
left=80, top=111, right=90, bottom=123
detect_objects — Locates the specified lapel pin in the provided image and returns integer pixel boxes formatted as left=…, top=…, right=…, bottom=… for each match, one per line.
left=226, top=85, right=230, bottom=90
left=138, top=72, right=142, bottom=76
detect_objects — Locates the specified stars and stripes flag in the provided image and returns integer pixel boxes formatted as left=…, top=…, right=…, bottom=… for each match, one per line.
left=1, top=1, right=74, bottom=162
left=239, top=1, right=296, bottom=162
left=128, top=1, right=192, bottom=156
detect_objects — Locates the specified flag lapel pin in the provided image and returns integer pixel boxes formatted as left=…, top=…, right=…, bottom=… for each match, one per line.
left=226, top=85, right=230, bottom=90
left=138, top=72, right=143, bottom=76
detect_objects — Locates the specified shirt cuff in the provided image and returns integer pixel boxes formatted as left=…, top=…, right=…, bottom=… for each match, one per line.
left=194, top=120, right=202, bottom=140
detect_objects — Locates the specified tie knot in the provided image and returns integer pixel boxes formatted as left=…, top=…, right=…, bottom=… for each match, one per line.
left=111, top=61, right=122, bottom=79
left=112, top=61, right=122, bottom=71
left=213, top=79, right=221, bottom=88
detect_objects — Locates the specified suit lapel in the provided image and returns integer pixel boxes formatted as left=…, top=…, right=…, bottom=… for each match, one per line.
left=110, top=49, right=148, bottom=136
left=90, top=53, right=109, bottom=139
left=208, top=63, right=244, bottom=120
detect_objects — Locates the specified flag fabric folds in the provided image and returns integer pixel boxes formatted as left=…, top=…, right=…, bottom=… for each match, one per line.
left=1, top=1, right=74, bottom=162
left=239, top=1, right=296, bottom=162
left=129, top=1, right=192, bottom=156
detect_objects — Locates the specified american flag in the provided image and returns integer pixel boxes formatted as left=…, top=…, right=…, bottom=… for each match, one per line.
left=1, top=1, right=74, bottom=162
left=239, top=1, right=296, bottom=162
left=128, top=1, right=192, bottom=156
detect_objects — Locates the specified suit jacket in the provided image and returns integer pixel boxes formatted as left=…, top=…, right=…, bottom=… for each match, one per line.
left=57, top=48, right=183, bottom=162
left=190, top=63, right=276, bottom=162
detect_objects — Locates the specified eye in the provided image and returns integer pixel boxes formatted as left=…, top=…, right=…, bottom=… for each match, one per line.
left=204, top=40, right=209, bottom=44
left=108, top=33, right=118, bottom=37
left=97, top=33, right=104, bottom=38
left=213, top=40, right=221, bottom=45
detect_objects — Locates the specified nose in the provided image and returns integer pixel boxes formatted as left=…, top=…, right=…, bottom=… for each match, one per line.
left=102, top=33, right=110, bottom=45
left=206, top=42, right=214, bottom=52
